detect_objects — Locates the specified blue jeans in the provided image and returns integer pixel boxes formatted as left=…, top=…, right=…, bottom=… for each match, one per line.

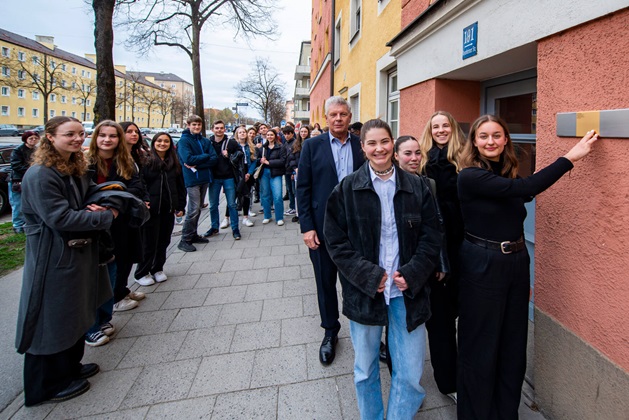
left=209, top=178, right=239, bottom=232
left=182, top=183, right=208, bottom=242
left=87, top=261, right=116, bottom=335
left=349, top=297, right=426, bottom=420
left=8, top=183, right=24, bottom=230
left=260, top=168, right=284, bottom=221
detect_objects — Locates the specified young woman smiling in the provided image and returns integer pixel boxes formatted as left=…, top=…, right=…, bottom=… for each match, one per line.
left=256, top=128, right=286, bottom=225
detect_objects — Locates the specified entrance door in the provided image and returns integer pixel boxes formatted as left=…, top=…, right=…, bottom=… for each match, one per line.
left=484, top=74, right=537, bottom=320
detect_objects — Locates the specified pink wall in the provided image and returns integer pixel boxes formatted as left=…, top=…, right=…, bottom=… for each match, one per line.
left=310, top=64, right=331, bottom=126
left=310, top=0, right=333, bottom=125
left=400, top=79, right=436, bottom=138
left=435, top=79, right=480, bottom=129
left=535, top=9, right=629, bottom=371
left=401, top=0, right=431, bottom=28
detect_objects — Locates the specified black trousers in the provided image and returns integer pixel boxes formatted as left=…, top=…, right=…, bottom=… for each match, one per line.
left=135, top=210, right=175, bottom=279
left=425, top=273, right=459, bottom=394
left=114, top=259, right=133, bottom=302
left=457, top=240, right=530, bottom=420
left=24, top=337, right=84, bottom=406
left=308, top=240, right=341, bottom=337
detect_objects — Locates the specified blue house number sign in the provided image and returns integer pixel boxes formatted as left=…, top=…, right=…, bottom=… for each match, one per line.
left=463, top=22, right=478, bottom=59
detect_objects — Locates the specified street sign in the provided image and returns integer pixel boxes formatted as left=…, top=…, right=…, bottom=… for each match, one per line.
left=462, top=22, right=478, bottom=59
left=236, top=102, right=249, bottom=106
left=234, top=113, right=240, bottom=119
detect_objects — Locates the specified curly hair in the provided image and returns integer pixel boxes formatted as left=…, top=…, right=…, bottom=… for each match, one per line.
left=418, top=111, right=466, bottom=174
left=460, top=114, right=519, bottom=178
left=32, top=116, right=87, bottom=177
left=87, top=120, right=136, bottom=180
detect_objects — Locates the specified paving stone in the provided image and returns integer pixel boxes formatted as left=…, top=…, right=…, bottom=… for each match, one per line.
left=204, top=285, right=247, bottom=305
left=188, top=260, right=224, bottom=275
left=244, top=281, right=284, bottom=301
left=195, top=271, right=235, bottom=288
left=179, top=249, right=216, bottom=262
left=116, top=309, right=179, bottom=338
left=164, top=252, right=184, bottom=265
left=153, top=274, right=201, bottom=292
left=231, top=238, right=261, bottom=249
left=84, top=336, right=137, bottom=372
left=231, top=268, right=268, bottom=285
left=284, top=253, right=312, bottom=266
left=302, top=294, right=320, bottom=316
left=216, top=301, right=263, bottom=325
left=176, top=325, right=235, bottom=360
left=250, top=345, right=307, bottom=387
left=285, top=234, right=306, bottom=245
left=253, top=255, right=284, bottom=269
left=162, top=262, right=193, bottom=277
left=300, top=264, right=315, bottom=278
left=118, top=331, right=188, bottom=368
left=268, top=265, right=301, bottom=281
left=278, top=378, right=343, bottom=420
left=161, top=288, right=210, bottom=310
left=212, top=248, right=244, bottom=260
left=247, top=231, right=276, bottom=239
left=188, top=352, right=256, bottom=397
left=128, top=291, right=170, bottom=313
left=283, top=277, right=317, bottom=297
left=168, top=305, right=222, bottom=332
left=10, top=399, right=54, bottom=420
left=241, top=246, right=272, bottom=258
left=414, top=405, right=458, bottom=419
left=82, top=407, right=150, bottom=419
left=120, top=358, right=201, bottom=408
left=212, top=387, right=278, bottom=419
left=261, top=296, right=303, bottom=321
left=262, top=237, right=287, bottom=246
left=45, top=368, right=142, bottom=419
left=281, top=316, right=322, bottom=346
left=231, top=320, right=281, bottom=352
left=220, top=258, right=255, bottom=272
left=336, top=373, right=360, bottom=420
left=306, top=337, right=355, bottom=380
left=146, top=396, right=216, bottom=419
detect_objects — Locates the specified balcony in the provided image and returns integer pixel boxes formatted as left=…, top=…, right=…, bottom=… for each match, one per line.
left=294, top=65, right=310, bottom=79
left=293, top=110, right=310, bottom=120
left=294, top=87, right=310, bottom=98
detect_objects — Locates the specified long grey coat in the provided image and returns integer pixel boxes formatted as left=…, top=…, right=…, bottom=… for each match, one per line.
left=15, top=164, right=114, bottom=355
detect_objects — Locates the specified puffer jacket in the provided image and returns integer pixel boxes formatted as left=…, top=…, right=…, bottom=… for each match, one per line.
left=324, top=162, right=442, bottom=332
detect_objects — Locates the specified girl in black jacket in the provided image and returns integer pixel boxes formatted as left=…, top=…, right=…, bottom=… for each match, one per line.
left=135, top=132, right=186, bottom=285
left=9, top=131, right=39, bottom=233
left=256, top=129, right=287, bottom=225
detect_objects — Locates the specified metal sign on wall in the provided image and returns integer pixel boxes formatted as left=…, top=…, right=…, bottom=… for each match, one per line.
left=463, top=22, right=478, bottom=60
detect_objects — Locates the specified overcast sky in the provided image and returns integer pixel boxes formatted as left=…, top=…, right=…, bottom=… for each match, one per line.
left=0, top=0, right=311, bottom=119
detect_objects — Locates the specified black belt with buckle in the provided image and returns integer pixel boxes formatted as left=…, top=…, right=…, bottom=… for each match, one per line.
left=465, top=232, right=526, bottom=254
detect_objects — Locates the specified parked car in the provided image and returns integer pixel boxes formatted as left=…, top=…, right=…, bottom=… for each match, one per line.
left=0, top=144, right=19, bottom=214
left=82, top=121, right=95, bottom=135
left=32, top=125, right=45, bottom=135
left=0, top=125, right=20, bottom=137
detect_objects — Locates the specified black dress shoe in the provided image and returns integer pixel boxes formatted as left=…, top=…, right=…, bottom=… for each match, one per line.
left=192, top=235, right=209, bottom=244
left=379, top=341, right=387, bottom=363
left=319, top=336, right=338, bottom=365
left=49, top=379, right=90, bottom=403
left=178, top=241, right=196, bottom=252
left=202, top=228, right=219, bottom=238
left=78, top=363, right=100, bottom=379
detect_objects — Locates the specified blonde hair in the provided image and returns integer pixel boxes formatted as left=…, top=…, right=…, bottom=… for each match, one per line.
left=33, top=116, right=87, bottom=177
left=418, top=111, right=466, bottom=173
left=87, top=120, right=136, bottom=180
left=236, top=125, right=256, bottom=157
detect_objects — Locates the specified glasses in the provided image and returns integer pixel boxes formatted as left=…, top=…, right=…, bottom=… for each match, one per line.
left=59, top=132, right=85, bottom=139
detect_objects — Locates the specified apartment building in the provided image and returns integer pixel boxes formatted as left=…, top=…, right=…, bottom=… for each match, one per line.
left=293, top=41, right=310, bottom=126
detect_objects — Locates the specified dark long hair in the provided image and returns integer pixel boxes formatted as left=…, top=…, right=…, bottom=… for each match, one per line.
left=460, top=114, right=519, bottom=178
left=120, top=121, right=149, bottom=167
left=148, top=132, right=182, bottom=174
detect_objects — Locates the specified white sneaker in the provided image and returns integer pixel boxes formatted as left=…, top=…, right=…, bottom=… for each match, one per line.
left=135, top=274, right=155, bottom=286
left=262, top=218, right=271, bottom=224
left=447, top=392, right=457, bottom=404
left=128, top=291, right=145, bottom=301
left=244, top=218, right=254, bottom=227
left=277, top=220, right=285, bottom=226
left=220, top=218, right=229, bottom=229
left=248, top=211, right=257, bottom=218
left=113, top=297, right=139, bottom=312
left=154, top=271, right=168, bottom=282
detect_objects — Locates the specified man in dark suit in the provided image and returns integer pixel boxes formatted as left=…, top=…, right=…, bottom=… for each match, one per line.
left=296, top=96, right=365, bottom=365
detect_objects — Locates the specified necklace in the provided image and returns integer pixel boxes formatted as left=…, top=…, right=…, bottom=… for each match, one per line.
left=372, top=164, right=394, bottom=176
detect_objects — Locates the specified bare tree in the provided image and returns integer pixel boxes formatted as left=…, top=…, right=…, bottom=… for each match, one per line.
left=140, top=87, right=164, bottom=128
left=116, top=0, right=278, bottom=134
left=92, top=0, right=119, bottom=123
left=171, top=90, right=195, bottom=127
left=236, top=57, right=286, bottom=124
left=155, top=90, right=174, bottom=128
left=71, top=76, right=97, bottom=122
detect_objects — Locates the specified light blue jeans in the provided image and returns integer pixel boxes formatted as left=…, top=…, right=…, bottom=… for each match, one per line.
left=260, top=168, right=284, bottom=221
left=349, top=297, right=426, bottom=420
left=8, top=183, right=24, bottom=230
left=209, top=178, right=239, bottom=232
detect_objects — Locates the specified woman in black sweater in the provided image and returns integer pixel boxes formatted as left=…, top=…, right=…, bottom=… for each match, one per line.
left=456, top=115, right=598, bottom=420
left=256, top=129, right=287, bottom=225
left=135, top=132, right=186, bottom=285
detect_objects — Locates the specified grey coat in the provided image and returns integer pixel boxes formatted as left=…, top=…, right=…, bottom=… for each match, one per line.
left=15, top=165, right=114, bottom=355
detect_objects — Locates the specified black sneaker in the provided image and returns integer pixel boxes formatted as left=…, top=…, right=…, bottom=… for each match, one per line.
left=178, top=240, right=196, bottom=252
left=233, top=230, right=241, bottom=240
left=192, top=235, right=209, bottom=243
left=203, top=228, right=219, bottom=238
left=283, top=195, right=289, bottom=201
left=292, top=216, right=299, bottom=223
left=85, top=331, right=109, bottom=347
left=254, top=198, right=260, bottom=203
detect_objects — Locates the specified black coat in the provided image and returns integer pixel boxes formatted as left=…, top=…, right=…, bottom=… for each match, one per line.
left=324, top=163, right=442, bottom=331
left=256, top=143, right=286, bottom=178
left=10, top=143, right=35, bottom=181
left=141, top=159, right=187, bottom=215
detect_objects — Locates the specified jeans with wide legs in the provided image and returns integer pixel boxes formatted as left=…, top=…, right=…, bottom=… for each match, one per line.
left=8, top=183, right=25, bottom=230
left=181, top=183, right=207, bottom=242
left=87, top=262, right=116, bottom=335
left=457, top=241, right=530, bottom=420
left=285, top=173, right=295, bottom=210
left=209, top=178, right=239, bottom=232
left=260, top=168, right=284, bottom=221
left=350, top=297, right=426, bottom=420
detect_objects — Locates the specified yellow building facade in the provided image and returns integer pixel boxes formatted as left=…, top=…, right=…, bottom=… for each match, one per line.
left=0, top=28, right=172, bottom=129
left=332, top=0, right=400, bottom=135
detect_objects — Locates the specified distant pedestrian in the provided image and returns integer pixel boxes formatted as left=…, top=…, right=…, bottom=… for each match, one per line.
left=9, top=130, right=39, bottom=233
left=298, top=124, right=311, bottom=142
left=349, top=121, right=363, bottom=137
left=456, top=115, right=599, bottom=419
left=282, top=125, right=297, bottom=216
left=256, top=128, right=286, bottom=225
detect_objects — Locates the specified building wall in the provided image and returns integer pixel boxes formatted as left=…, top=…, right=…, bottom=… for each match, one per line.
left=534, top=9, right=629, bottom=419
left=309, top=0, right=333, bottom=127
left=401, top=0, right=431, bottom=28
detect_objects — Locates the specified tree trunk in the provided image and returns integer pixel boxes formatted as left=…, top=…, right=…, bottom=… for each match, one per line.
left=93, top=0, right=117, bottom=124
left=191, top=25, right=204, bottom=134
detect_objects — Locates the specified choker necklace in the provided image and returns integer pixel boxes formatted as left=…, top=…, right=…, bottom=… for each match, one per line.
left=372, top=164, right=394, bottom=176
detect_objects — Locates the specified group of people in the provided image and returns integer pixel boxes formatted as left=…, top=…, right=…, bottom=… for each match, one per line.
left=297, top=96, right=598, bottom=419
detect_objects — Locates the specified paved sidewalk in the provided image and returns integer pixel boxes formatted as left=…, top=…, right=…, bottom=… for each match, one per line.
left=0, top=204, right=547, bottom=419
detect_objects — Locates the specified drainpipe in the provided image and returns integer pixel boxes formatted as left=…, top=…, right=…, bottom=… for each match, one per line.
left=330, top=0, right=335, bottom=97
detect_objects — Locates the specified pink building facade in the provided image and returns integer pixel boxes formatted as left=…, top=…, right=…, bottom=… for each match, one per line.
left=309, top=0, right=334, bottom=127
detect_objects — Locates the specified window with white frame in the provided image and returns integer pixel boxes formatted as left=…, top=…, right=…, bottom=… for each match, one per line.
left=18, top=51, right=25, bottom=61
left=72, top=82, right=77, bottom=89
left=61, top=80, right=66, bottom=88
left=32, top=91, right=39, bottom=100
left=81, top=112, right=85, bottom=120
left=1, top=86, right=9, bottom=96
left=61, top=110, right=66, bottom=116
left=32, top=56, right=39, bottom=65
left=171, top=84, right=176, bottom=88
left=1, top=106, right=9, bottom=116
left=1, top=47, right=9, bottom=57
left=61, top=95, right=67, bottom=103
left=32, top=108, right=39, bottom=117
left=1, top=66, right=9, bottom=77
left=350, top=0, right=361, bottom=40
left=87, top=71, right=91, bottom=78
left=86, top=112, right=91, bottom=120
left=18, top=107, right=25, bottom=117
left=50, top=93, right=56, bottom=102
left=387, top=70, right=399, bottom=138
left=81, top=70, right=86, bottom=77
left=350, top=94, right=360, bottom=123
left=18, top=89, right=25, bottom=98
left=72, top=67, right=76, bottom=74
left=61, top=63, right=66, bottom=71
left=72, top=97, right=76, bottom=104
left=334, top=17, right=341, bottom=65
left=86, top=99, right=91, bottom=106
left=71, top=111, right=76, bottom=118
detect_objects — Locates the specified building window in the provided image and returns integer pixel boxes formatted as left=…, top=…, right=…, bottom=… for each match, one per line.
left=1, top=86, right=9, bottom=96
left=1, top=106, right=9, bottom=116
left=1, top=66, right=10, bottom=77
left=86, top=112, right=91, bottom=120
left=72, top=82, right=77, bottom=89
left=50, top=110, right=55, bottom=118
left=350, top=0, right=362, bottom=40
left=18, top=51, right=25, bottom=61
left=81, top=70, right=86, bottom=77
left=17, top=89, right=25, bottom=98
left=61, top=63, right=66, bottom=71
left=350, top=94, right=360, bottom=123
left=71, top=111, right=76, bottom=118
left=87, top=71, right=91, bottom=78
left=32, top=56, right=39, bottom=65
left=61, top=110, right=66, bottom=116
left=387, top=70, right=399, bottom=138
left=334, top=17, right=341, bottom=65
left=81, top=112, right=85, bottom=120
left=72, top=97, right=76, bottom=104
left=17, top=70, right=25, bottom=80
left=72, top=67, right=76, bottom=74
left=61, top=95, right=67, bottom=103
left=1, top=47, right=9, bottom=57
left=32, top=108, right=39, bottom=117
left=86, top=99, right=91, bottom=106
left=50, top=93, right=56, bottom=102
left=17, top=107, right=25, bottom=117
left=61, top=80, right=66, bottom=88
left=32, top=91, right=39, bottom=100
left=171, top=84, right=176, bottom=88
